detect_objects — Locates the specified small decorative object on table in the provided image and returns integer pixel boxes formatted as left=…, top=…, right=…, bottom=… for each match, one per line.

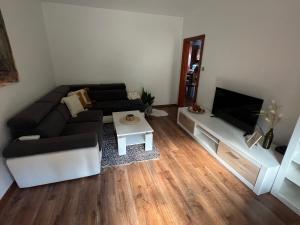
left=188, top=103, right=205, bottom=114
left=141, top=88, right=155, bottom=116
left=120, top=114, right=140, bottom=124
left=125, top=114, right=135, bottom=121
left=246, top=131, right=263, bottom=149
left=259, top=100, right=283, bottom=149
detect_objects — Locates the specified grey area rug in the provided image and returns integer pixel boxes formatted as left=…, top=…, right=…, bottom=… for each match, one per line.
left=101, top=124, right=160, bottom=168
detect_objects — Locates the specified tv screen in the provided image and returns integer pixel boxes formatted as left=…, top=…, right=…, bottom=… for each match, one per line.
left=212, top=87, right=264, bottom=134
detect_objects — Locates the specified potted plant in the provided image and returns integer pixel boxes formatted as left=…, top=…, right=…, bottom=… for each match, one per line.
left=141, top=88, right=155, bottom=116
left=259, top=100, right=283, bottom=149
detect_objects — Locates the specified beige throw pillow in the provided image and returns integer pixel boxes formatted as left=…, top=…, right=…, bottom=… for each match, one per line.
left=68, top=89, right=92, bottom=107
left=83, top=88, right=92, bottom=105
left=76, top=92, right=87, bottom=108
left=61, top=95, right=85, bottom=118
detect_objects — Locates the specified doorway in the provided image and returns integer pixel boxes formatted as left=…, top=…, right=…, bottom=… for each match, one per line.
left=178, top=35, right=205, bottom=107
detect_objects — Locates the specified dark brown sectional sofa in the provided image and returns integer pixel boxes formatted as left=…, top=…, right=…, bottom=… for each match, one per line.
left=2, top=83, right=145, bottom=188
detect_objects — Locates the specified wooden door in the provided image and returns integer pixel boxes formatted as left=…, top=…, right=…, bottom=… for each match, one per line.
left=178, top=35, right=205, bottom=107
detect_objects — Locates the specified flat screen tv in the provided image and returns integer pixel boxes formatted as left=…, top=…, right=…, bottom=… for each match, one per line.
left=212, top=87, right=264, bottom=134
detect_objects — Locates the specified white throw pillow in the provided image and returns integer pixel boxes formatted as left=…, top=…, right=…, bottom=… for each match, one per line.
left=61, top=95, right=85, bottom=118
left=127, top=91, right=141, bottom=100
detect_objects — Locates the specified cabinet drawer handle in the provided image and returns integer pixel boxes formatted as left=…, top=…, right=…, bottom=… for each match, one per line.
left=227, top=151, right=240, bottom=160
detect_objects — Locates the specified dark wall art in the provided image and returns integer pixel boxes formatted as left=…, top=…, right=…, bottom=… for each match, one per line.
left=0, top=10, right=18, bottom=86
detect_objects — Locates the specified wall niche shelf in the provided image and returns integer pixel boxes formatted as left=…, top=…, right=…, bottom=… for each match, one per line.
left=272, top=116, right=300, bottom=215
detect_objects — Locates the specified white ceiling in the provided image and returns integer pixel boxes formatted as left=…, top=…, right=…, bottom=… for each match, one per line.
left=41, top=0, right=199, bottom=17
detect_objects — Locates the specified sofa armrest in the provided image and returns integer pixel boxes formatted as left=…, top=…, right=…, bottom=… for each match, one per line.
left=3, top=133, right=98, bottom=159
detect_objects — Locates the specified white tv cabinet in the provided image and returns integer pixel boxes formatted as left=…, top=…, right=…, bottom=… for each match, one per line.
left=177, top=107, right=283, bottom=195
left=271, top=116, right=300, bottom=215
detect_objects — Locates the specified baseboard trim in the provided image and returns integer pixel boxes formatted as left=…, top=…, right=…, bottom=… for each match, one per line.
left=0, top=181, right=13, bottom=207
left=153, top=104, right=177, bottom=108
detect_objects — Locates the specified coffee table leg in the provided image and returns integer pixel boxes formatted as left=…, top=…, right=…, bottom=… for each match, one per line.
left=118, top=136, right=126, bottom=155
left=145, top=133, right=153, bottom=151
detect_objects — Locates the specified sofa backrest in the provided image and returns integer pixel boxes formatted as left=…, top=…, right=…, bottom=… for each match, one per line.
left=7, top=83, right=127, bottom=138
left=69, top=83, right=126, bottom=91
left=36, top=86, right=70, bottom=104
left=88, top=89, right=128, bottom=102
left=52, top=85, right=71, bottom=94
left=7, top=86, right=71, bottom=138
left=7, top=102, right=55, bottom=130
left=8, top=104, right=69, bottom=138
left=69, top=83, right=128, bottom=102
left=36, top=107, right=67, bottom=138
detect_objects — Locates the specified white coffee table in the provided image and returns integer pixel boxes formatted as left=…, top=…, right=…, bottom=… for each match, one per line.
left=112, top=111, right=154, bottom=155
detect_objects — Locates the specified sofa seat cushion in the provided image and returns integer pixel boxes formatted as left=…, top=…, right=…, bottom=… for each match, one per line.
left=92, top=99, right=146, bottom=116
left=3, top=133, right=98, bottom=158
left=62, top=122, right=103, bottom=147
left=68, top=110, right=103, bottom=123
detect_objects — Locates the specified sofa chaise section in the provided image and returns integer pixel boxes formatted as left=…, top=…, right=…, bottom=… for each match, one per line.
left=4, top=88, right=103, bottom=188
left=3, top=133, right=101, bottom=188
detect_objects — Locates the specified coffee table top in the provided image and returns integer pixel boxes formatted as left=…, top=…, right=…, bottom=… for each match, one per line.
left=112, top=111, right=153, bottom=137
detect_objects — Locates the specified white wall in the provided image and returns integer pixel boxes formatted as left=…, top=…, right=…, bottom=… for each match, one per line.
left=42, top=2, right=183, bottom=105
left=183, top=0, right=300, bottom=145
left=0, top=0, right=55, bottom=198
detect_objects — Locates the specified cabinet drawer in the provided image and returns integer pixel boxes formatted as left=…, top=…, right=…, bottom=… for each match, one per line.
left=178, top=112, right=195, bottom=134
left=217, top=142, right=260, bottom=185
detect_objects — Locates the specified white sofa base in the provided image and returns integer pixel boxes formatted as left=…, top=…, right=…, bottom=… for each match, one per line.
left=6, top=144, right=101, bottom=188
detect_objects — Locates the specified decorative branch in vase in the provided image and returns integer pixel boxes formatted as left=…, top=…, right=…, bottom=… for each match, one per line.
left=259, top=100, right=283, bottom=149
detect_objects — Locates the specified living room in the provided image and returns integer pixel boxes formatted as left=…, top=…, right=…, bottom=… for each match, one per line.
left=0, top=0, right=300, bottom=224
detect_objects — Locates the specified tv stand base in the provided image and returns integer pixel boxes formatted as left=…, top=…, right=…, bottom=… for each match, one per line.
left=177, top=107, right=282, bottom=195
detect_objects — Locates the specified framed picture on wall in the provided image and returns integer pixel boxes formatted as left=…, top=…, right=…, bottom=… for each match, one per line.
left=0, top=9, right=18, bottom=86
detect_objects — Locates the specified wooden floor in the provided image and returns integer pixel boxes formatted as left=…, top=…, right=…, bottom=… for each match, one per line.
left=0, top=106, right=299, bottom=225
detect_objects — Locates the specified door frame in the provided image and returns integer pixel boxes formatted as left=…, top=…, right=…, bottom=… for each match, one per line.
left=177, top=34, right=205, bottom=107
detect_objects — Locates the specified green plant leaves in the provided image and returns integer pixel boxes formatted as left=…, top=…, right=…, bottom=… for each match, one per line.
left=141, top=88, right=155, bottom=106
